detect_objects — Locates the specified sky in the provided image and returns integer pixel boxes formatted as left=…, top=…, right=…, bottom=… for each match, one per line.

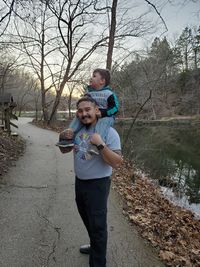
left=114, top=0, right=200, bottom=55
left=50, top=1, right=200, bottom=96
left=160, top=1, right=199, bottom=38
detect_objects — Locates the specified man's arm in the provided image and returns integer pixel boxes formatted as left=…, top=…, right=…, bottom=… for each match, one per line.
left=99, top=145, right=123, bottom=168
left=90, top=133, right=123, bottom=168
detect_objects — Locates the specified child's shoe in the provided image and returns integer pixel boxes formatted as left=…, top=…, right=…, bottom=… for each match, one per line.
left=56, top=139, right=74, bottom=147
left=87, top=144, right=99, bottom=155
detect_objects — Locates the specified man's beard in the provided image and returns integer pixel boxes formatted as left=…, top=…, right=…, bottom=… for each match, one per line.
left=81, top=115, right=92, bottom=128
left=80, top=114, right=98, bottom=128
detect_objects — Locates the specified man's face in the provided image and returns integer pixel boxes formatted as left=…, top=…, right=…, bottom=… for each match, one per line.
left=89, top=71, right=105, bottom=89
left=77, top=101, right=99, bottom=126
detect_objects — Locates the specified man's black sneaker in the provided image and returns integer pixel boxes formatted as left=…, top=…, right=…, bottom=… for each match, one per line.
left=79, top=244, right=90, bottom=254
left=56, top=139, right=74, bottom=147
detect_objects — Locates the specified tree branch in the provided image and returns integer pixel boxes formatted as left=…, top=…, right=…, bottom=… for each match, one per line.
left=144, top=0, right=168, bottom=33
left=122, top=89, right=152, bottom=150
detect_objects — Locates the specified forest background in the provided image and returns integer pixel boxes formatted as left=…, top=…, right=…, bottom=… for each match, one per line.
left=0, top=0, right=200, bottom=122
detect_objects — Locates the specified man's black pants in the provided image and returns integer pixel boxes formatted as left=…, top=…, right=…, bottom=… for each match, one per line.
left=75, top=176, right=111, bottom=267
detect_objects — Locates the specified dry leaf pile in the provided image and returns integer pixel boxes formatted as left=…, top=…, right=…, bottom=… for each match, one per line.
left=112, top=161, right=200, bottom=266
left=0, top=130, right=25, bottom=176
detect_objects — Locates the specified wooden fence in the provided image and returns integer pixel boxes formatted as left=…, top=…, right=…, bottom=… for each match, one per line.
left=0, top=93, right=18, bottom=135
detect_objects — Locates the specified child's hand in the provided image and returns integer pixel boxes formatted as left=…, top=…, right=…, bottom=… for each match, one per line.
left=60, top=128, right=74, bottom=140
left=66, top=128, right=74, bottom=139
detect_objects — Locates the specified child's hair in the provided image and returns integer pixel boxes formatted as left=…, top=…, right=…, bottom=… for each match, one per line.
left=93, top=68, right=110, bottom=86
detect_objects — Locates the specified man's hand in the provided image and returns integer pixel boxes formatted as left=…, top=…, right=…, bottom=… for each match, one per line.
left=90, top=133, right=103, bottom=145
left=90, top=133, right=123, bottom=168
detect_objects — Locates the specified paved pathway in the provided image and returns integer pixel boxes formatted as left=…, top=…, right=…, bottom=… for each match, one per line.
left=0, top=118, right=165, bottom=267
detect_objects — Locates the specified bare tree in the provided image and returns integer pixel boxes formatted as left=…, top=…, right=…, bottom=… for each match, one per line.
left=10, top=1, right=63, bottom=121
left=4, top=0, right=160, bottom=123
left=47, top=0, right=156, bottom=122
left=15, top=73, right=41, bottom=117
left=0, top=52, right=21, bottom=95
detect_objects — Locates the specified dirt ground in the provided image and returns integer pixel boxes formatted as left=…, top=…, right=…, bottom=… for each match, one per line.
left=1, top=119, right=200, bottom=266
left=0, top=118, right=164, bottom=267
left=1, top=119, right=67, bottom=177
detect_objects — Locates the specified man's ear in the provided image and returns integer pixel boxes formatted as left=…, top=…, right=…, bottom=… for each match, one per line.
left=95, top=107, right=101, bottom=117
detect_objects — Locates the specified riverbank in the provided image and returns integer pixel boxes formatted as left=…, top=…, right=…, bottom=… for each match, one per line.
left=112, top=161, right=200, bottom=266
left=116, top=115, right=200, bottom=127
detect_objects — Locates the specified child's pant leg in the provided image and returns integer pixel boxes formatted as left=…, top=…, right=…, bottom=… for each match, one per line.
left=95, top=117, right=115, bottom=142
left=69, top=117, right=82, bottom=135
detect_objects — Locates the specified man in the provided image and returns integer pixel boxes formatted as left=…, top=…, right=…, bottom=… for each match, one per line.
left=59, top=96, right=123, bottom=267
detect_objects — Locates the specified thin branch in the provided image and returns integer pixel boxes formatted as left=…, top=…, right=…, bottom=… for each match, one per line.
left=0, top=0, right=15, bottom=24
left=122, top=89, right=152, bottom=151
left=0, top=0, right=15, bottom=36
left=144, top=0, right=168, bottom=33
left=94, top=0, right=111, bottom=11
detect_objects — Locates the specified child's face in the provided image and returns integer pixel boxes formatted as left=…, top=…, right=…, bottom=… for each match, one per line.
left=89, top=71, right=105, bottom=89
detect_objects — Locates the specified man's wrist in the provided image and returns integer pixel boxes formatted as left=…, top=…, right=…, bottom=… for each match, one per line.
left=97, top=142, right=106, bottom=150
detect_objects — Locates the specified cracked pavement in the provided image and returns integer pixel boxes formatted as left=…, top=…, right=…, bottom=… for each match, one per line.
left=0, top=118, right=165, bottom=267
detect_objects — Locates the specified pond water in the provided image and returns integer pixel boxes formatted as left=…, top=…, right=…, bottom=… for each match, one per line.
left=115, top=123, right=200, bottom=218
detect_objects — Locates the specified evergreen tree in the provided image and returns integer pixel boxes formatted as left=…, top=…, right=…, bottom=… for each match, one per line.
left=177, top=27, right=193, bottom=70
left=192, top=26, right=200, bottom=69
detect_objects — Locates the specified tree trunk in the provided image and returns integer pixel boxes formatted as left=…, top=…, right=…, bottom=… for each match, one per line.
left=194, top=49, right=197, bottom=70
left=41, top=91, right=49, bottom=121
left=68, top=92, right=72, bottom=119
left=151, top=99, right=157, bottom=120
left=35, top=108, right=38, bottom=121
left=106, top=0, right=118, bottom=70
left=184, top=47, right=188, bottom=70
left=49, top=90, right=62, bottom=123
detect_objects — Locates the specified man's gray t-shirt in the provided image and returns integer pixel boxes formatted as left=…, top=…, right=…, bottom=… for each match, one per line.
left=73, top=126, right=121, bottom=180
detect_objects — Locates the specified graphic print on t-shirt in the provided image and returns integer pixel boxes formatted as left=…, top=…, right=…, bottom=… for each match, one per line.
left=74, top=132, right=92, bottom=160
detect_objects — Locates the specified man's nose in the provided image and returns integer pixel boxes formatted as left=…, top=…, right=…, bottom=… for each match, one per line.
left=82, top=110, right=87, bottom=116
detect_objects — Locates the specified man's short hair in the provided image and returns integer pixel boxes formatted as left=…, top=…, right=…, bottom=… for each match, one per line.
left=76, top=96, right=98, bottom=108
left=93, top=68, right=110, bottom=86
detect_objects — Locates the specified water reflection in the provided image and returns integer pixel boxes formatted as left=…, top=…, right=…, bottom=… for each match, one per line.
left=116, top=124, right=200, bottom=212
